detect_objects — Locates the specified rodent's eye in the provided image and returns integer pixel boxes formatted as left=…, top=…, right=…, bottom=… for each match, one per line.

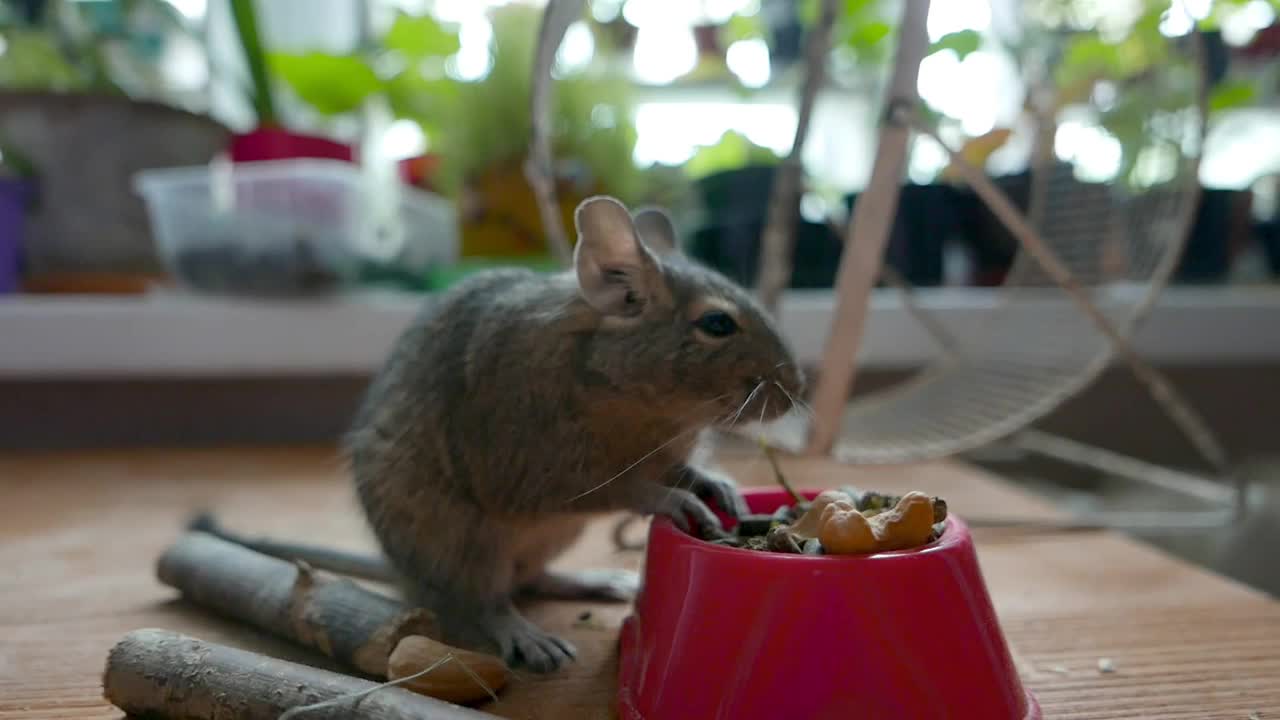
left=694, top=310, right=739, bottom=338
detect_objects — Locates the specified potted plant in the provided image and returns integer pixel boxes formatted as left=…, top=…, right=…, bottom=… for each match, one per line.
left=265, top=7, right=462, bottom=186
left=225, top=0, right=353, bottom=163
left=264, top=4, right=669, bottom=287
left=0, top=0, right=230, bottom=290
left=432, top=4, right=657, bottom=264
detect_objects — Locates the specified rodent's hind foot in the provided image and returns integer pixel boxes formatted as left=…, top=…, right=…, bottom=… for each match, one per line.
left=521, top=568, right=640, bottom=602
left=489, top=610, right=577, bottom=673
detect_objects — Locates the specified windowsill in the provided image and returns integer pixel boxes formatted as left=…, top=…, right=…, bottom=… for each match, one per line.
left=0, top=285, right=1277, bottom=379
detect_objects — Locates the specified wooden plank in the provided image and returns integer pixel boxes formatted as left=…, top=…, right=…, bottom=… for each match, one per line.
left=1, top=448, right=1276, bottom=719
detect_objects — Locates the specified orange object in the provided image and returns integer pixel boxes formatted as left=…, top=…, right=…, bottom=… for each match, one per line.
left=21, top=272, right=166, bottom=295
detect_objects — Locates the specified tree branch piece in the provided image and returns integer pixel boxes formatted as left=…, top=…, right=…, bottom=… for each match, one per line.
left=103, top=628, right=499, bottom=720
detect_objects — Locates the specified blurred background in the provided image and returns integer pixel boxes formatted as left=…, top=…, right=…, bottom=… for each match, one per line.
left=0, top=0, right=1278, bottom=590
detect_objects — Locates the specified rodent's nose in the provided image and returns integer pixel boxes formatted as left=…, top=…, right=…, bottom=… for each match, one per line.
left=778, top=363, right=806, bottom=396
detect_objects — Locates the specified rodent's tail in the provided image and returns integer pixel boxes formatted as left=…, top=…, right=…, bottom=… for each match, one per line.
left=186, top=511, right=397, bottom=583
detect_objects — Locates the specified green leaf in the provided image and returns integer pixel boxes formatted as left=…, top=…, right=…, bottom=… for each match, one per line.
left=842, top=0, right=878, bottom=18
left=271, top=52, right=382, bottom=115
left=1055, top=32, right=1122, bottom=87
left=797, top=0, right=821, bottom=27
left=684, top=130, right=780, bottom=180
left=0, top=30, right=88, bottom=90
left=383, top=12, right=459, bottom=59
left=386, top=69, right=460, bottom=129
left=1209, top=80, right=1256, bottom=112
left=928, top=29, right=981, bottom=61
left=723, top=11, right=766, bottom=44
left=848, top=21, right=892, bottom=53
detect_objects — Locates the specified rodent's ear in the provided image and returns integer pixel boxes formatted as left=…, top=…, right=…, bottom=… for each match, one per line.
left=574, top=196, right=666, bottom=317
left=632, top=207, right=681, bottom=256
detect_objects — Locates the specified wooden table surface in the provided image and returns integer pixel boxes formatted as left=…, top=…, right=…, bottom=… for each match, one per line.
left=1, top=447, right=1277, bottom=719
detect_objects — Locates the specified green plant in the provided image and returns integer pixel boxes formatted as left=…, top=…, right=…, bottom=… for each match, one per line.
left=1, top=0, right=199, bottom=99
left=229, top=0, right=277, bottom=125
left=684, top=130, right=781, bottom=180
left=270, top=10, right=458, bottom=127
left=0, top=27, right=88, bottom=89
left=0, top=0, right=118, bottom=92
left=270, top=4, right=654, bottom=204
left=1024, top=0, right=1273, bottom=187
left=428, top=4, right=649, bottom=202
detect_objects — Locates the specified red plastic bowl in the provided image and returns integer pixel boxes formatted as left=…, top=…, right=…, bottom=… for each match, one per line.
left=617, top=488, right=1039, bottom=720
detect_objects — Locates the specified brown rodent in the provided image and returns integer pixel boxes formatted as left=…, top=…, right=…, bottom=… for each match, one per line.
left=193, top=195, right=804, bottom=673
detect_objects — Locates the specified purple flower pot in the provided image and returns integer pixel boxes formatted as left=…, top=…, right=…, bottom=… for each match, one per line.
left=0, top=178, right=33, bottom=294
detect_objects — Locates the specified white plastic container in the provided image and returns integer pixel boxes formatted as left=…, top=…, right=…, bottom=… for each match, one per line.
left=134, top=158, right=458, bottom=296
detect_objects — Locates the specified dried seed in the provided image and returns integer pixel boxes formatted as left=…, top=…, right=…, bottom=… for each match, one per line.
left=765, top=526, right=803, bottom=554
left=771, top=504, right=797, bottom=525
left=932, top=497, right=948, bottom=523
left=1097, top=657, right=1115, bottom=674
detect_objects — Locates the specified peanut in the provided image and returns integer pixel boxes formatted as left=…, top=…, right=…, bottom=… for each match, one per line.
left=387, top=634, right=510, bottom=704
left=818, top=504, right=877, bottom=554
left=868, top=491, right=936, bottom=552
left=787, top=490, right=855, bottom=539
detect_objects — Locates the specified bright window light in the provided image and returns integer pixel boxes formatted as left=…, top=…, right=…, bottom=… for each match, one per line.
left=381, top=118, right=427, bottom=161
left=1055, top=120, right=1123, bottom=183
left=633, top=102, right=796, bottom=166
left=918, top=50, right=1019, bottom=138
left=1160, top=6, right=1195, bottom=36
left=632, top=23, right=697, bottom=85
left=704, top=0, right=759, bottom=24
left=164, top=0, right=207, bottom=20
left=624, top=0, right=699, bottom=28
left=556, top=21, right=595, bottom=73
left=449, top=16, right=493, bottom=81
left=726, top=38, right=771, bottom=89
left=592, top=0, right=625, bottom=23
left=1221, top=0, right=1276, bottom=45
left=926, top=0, right=991, bottom=41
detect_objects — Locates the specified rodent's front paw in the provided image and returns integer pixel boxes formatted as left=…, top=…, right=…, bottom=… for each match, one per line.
left=654, top=488, right=728, bottom=540
left=686, top=468, right=751, bottom=520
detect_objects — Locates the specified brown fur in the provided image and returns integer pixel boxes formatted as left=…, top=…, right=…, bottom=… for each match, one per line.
left=222, top=197, right=805, bottom=673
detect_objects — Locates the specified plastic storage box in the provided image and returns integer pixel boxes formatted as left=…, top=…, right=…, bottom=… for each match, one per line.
left=134, top=159, right=457, bottom=296
left=617, top=487, right=1040, bottom=720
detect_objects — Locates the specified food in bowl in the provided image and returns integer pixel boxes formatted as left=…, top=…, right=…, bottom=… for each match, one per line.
left=705, top=486, right=948, bottom=556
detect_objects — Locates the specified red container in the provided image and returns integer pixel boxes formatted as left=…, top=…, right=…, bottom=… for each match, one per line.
left=228, top=127, right=354, bottom=164
left=617, top=488, right=1040, bottom=720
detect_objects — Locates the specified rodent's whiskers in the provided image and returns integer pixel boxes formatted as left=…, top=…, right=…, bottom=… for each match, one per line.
left=565, top=429, right=696, bottom=504
left=774, top=381, right=815, bottom=421
left=725, top=381, right=766, bottom=428
left=564, top=393, right=731, bottom=505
